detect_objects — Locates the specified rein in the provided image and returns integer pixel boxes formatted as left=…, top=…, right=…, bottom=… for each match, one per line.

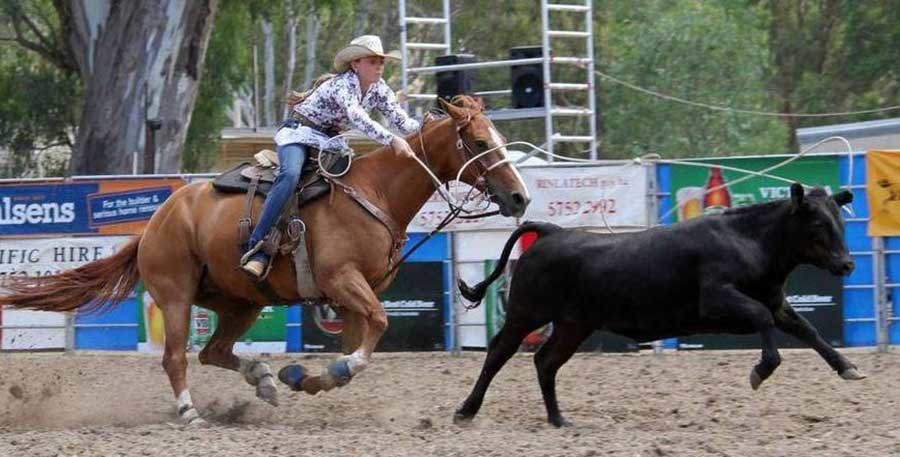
left=370, top=110, right=514, bottom=288
left=410, top=111, right=515, bottom=215
left=371, top=204, right=462, bottom=290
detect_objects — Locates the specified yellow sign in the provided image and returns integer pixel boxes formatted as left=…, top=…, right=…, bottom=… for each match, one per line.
left=866, top=150, right=900, bottom=236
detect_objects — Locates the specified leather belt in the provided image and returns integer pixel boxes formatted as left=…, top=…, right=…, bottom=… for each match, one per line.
left=288, top=112, right=340, bottom=138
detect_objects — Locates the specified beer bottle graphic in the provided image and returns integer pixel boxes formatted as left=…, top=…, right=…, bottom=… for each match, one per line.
left=703, top=167, right=731, bottom=215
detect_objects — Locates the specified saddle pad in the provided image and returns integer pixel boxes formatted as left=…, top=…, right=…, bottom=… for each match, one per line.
left=238, top=150, right=349, bottom=184
left=211, top=162, right=331, bottom=206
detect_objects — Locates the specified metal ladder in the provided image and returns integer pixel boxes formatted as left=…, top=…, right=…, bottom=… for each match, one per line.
left=541, top=0, right=597, bottom=160
left=399, top=0, right=452, bottom=111
left=397, top=0, right=598, bottom=160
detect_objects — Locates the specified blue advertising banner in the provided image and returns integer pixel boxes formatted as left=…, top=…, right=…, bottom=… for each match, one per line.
left=0, top=183, right=98, bottom=235
left=87, top=187, right=173, bottom=227
left=0, top=178, right=185, bottom=236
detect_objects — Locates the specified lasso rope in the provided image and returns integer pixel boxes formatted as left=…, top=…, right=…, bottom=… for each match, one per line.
left=474, top=136, right=856, bottom=233
left=317, top=117, right=856, bottom=234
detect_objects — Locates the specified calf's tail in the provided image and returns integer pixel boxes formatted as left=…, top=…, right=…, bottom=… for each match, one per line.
left=457, top=221, right=562, bottom=307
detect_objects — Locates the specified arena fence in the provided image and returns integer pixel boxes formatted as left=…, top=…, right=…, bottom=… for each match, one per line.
left=1, top=152, right=897, bottom=352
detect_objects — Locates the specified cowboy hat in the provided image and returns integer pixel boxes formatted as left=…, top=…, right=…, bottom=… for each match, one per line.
left=332, top=35, right=400, bottom=73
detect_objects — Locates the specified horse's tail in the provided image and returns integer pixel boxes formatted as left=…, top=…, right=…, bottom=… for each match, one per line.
left=457, top=221, right=562, bottom=307
left=0, top=235, right=142, bottom=314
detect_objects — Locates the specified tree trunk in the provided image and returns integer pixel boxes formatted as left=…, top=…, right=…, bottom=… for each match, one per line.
left=281, top=0, right=298, bottom=119
left=781, top=99, right=800, bottom=153
left=353, top=0, right=372, bottom=37
left=227, top=87, right=255, bottom=127
left=302, top=8, right=320, bottom=88
left=67, top=0, right=217, bottom=175
left=262, top=17, right=275, bottom=127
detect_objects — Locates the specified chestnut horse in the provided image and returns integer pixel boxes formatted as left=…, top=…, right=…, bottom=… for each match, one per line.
left=0, top=96, right=529, bottom=424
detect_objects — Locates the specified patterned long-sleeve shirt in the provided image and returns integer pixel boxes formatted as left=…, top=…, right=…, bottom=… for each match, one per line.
left=274, top=71, right=421, bottom=151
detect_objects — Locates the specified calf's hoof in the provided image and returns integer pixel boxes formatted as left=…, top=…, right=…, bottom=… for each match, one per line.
left=453, top=410, right=475, bottom=425
left=839, top=367, right=866, bottom=381
left=749, top=368, right=763, bottom=391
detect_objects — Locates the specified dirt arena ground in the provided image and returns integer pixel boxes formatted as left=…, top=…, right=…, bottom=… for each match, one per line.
left=0, top=349, right=898, bottom=457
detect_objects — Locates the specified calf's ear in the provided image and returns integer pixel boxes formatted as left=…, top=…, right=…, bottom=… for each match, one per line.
left=790, top=183, right=805, bottom=207
left=833, top=189, right=853, bottom=206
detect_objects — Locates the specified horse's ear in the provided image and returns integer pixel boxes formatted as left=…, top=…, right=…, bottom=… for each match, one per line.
left=437, top=97, right=465, bottom=119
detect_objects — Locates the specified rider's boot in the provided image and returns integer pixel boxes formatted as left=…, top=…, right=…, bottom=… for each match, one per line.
left=240, top=239, right=271, bottom=280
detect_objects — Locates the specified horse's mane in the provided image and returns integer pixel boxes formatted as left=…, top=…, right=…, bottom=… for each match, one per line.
left=362, top=95, right=483, bottom=157
left=448, top=95, right=483, bottom=111
left=423, top=95, right=483, bottom=125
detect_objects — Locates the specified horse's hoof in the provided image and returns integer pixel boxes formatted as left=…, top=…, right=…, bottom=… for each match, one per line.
left=549, top=415, right=572, bottom=428
left=839, top=367, right=867, bottom=381
left=749, top=369, right=763, bottom=390
left=183, top=416, right=208, bottom=428
left=278, top=364, right=308, bottom=392
left=300, top=377, right=321, bottom=395
left=327, top=359, right=354, bottom=387
left=179, top=407, right=207, bottom=427
left=257, top=382, right=279, bottom=407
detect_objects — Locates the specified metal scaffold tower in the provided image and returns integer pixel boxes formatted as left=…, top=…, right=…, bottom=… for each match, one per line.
left=399, top=0, right=598, bottom=160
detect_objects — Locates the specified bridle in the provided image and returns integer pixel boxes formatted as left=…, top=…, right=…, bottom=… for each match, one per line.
left=413, top=108, right=516, bottom=217
left=372, top=108, right=516, bottom=288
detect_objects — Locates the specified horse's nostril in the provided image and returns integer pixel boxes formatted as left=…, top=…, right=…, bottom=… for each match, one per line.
left=512, top=192, right=527, bottom=207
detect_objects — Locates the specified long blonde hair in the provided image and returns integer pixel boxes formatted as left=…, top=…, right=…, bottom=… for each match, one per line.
left=285, top=73, right=337, bottom=112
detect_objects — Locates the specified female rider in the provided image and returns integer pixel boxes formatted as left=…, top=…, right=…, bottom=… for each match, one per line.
left=241, top=35, right=420, bottom=279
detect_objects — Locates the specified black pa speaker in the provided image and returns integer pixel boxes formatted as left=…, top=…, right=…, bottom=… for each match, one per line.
left=510, top=46, right=544, bottom=108
left=435, top=54, right=475, bottom=102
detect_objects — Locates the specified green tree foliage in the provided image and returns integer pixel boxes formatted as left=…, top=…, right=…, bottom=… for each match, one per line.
left=183, top=0, right=253, bottom=172
left=0, top=31, right=80, bottom=177
left=836, top=0, right=900, bottom=109
left=4, top=0, right=900, bottom=173
left=755, top=0, right=900, bottom=151
left=182, top=0, right=354, bottom=172
left=597, top=0, right=787, bottom=158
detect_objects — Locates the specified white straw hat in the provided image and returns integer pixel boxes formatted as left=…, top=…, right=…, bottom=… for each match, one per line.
left=332, top=35, right=400, bottom=73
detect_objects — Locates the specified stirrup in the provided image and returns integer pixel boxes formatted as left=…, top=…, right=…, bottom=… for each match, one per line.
left=239, top=240, right=272, bottom=280
left=239, top=239, right=266, bottom=266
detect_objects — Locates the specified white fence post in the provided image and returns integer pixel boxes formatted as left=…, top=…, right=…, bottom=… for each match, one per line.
left=64, top=312, right=76, bottom=354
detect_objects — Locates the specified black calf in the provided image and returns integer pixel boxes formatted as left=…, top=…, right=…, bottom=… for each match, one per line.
left=455, top=184, right=864, bottom=427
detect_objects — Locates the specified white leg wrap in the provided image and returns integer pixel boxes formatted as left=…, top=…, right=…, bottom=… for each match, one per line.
left=238, top=358, right=253, bottom=374
left=345, top=351, right=369, bottom=376
left=181, top=407, right=201, bottom=423
left=177, top=390, right=193, bottom=411
left=238, top=358, right=278, bottom=405
left=176, top=390, right=203, bottom=423
left=239, top=359, right=257, bottom=385
left=239, top=358, right=274, bottom=386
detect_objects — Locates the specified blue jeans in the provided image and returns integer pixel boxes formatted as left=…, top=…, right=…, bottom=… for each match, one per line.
left=247, top=143, right=308, bottom=259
